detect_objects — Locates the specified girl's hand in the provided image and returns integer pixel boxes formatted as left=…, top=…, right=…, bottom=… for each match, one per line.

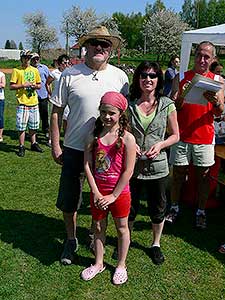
left=146, top=142, right=164, bottom=159
left=97, top=194, right=116, bottom=210
left=93, top=193, right=104, bottom=209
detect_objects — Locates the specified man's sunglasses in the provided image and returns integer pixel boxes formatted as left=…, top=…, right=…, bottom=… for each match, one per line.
left=140, top=72, right=158, bottom=79
left=88, top=39, right=112, bottom=49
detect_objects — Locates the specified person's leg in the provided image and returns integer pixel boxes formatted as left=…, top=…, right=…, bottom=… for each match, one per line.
left=39, top=98, right=49, bottom=133
left=63, top=211, right=77, bottom=240
left=29, top=129, right=37, bottom=144
left=94, top=218, right=107, bottom=267
left=147, top=177, right=167, bottom=264
left=114, top=217, right=130, bottom=268
left=57, top=148, right=84, bottom=264
left=170, top=165, right=189, bottom=206
left=81, top=218, right=107, bottom=281
left=195, top=166, right=210, bottom=210
left=193, top=144, right=214, bottom=229
left=128, top=178, right=142, bottom=235
left=0, top=100, right=5, bottom=140
left=194, top=166, right=210, bottom=229
left=28, top=105, right=43, bottom=152
left=18, top=131, right=26, bottom=145
left=152, top=220, right=165, bottom=247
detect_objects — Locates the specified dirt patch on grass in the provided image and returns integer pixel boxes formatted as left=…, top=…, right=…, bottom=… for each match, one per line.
left=1, top=69, right=13, bottom=74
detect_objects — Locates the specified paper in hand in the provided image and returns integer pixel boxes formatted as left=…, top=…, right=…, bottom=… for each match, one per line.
left=181, top=74, right=223, bottom=105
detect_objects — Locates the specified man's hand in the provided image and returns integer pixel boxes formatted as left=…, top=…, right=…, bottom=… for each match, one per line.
left=51, top=146, right=63, bottom=165
left=203, top=90, right=219, bottom=106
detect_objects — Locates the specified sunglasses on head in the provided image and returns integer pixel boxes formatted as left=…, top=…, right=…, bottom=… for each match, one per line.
left=140, top=72, right=158, bottom=79
left=88, top=39, right=112, bottom=49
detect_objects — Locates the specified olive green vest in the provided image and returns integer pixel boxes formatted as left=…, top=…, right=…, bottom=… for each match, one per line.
left=128, top=96, right=173, bottom=180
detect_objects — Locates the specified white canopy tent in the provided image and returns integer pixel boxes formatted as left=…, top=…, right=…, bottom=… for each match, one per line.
left=180, top=24, right=225, bottom=75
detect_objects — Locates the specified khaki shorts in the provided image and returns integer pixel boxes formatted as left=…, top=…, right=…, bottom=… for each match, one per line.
left=169, top=141, right=215, bottom=167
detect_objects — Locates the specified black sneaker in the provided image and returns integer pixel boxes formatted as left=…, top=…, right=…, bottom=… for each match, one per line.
left=60, top=238, right=78, bottom=265
left=18, top=145, right=25, bottom=157
left=196, top=213, right=207, bottom=229
left=31, top=142, right=44, bottom=153
left=149, top=246, right=165, bottom=265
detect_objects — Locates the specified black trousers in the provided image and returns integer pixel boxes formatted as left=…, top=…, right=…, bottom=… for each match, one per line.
left=38, top=97, right=49, bottom=133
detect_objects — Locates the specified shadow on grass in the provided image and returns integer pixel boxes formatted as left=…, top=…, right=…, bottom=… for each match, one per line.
left=0, top=141, right=18, bottom=153
left=127, top=202, right=225, bottom=264
left=0, top=209, right=90, bottom=266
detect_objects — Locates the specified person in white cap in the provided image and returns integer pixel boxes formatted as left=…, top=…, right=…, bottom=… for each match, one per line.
left=50, top=25, right=129, bottom=265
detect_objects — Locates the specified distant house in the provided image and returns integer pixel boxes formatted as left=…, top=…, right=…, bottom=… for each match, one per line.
left=70, top=43, right=86, bottom=65
left=0, top=49, right=20, bottom=60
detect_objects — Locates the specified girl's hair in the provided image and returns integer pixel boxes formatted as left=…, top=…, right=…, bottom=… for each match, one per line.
left=168, top=55, right=179, bottom=68
left=57, top=54, right=70, bottom=65
left=92, top=109, right=129, bottom=150
left=129, top=61, right=163, bottom=102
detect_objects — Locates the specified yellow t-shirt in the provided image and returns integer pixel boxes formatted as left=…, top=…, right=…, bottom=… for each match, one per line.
left=10, top=66, right=41, bottom=106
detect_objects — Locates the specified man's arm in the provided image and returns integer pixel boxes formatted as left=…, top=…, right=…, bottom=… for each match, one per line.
left=50, top=104, right=64, bottom=165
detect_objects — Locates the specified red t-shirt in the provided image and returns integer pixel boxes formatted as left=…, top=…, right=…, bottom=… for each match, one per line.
left=178, top=70, right=215, bottom=144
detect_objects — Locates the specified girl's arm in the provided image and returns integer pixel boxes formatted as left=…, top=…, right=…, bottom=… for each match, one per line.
left=84, top=136, right=103, bottom=203
left=97, top=132, right=136, bottom=209
left=145, top=110, right=179, bottom=160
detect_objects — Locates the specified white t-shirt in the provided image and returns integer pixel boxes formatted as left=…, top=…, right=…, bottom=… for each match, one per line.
left=51, top=63, right=129, bottom=151
left=0, top=71, right=5, bottom=100
left=50, top=68, right=61, bottom=99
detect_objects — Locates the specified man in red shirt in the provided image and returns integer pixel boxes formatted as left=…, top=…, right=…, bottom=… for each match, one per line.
left=166, top=41, right=224, bottom=229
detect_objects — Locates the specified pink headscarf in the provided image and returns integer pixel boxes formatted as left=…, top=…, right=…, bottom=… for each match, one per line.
left=100, top=91, right=128, bottom=112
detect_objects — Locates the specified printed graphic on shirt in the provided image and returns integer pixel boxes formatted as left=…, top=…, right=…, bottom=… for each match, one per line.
left=24, top=71, right=35, bottom=98
left=95, top=149, right=111, bottom=174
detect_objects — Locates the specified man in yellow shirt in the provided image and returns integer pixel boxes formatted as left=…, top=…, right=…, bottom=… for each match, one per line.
left=10, top=50, right=43, bottom=157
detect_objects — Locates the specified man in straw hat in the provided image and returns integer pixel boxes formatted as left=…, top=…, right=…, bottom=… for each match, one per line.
left=50, top=25, right=129, bottom=265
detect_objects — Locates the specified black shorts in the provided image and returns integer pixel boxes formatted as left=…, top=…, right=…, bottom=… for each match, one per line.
left=129, top=176, right=168, bottom=224
left=56, top=147, right=84, bottom=213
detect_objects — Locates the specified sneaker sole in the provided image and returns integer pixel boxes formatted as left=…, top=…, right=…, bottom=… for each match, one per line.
left=61, top=258, right=73, bottom=265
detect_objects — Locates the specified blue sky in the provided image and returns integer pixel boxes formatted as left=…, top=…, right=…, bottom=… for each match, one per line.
left=0, top=0, right=183, bottom=49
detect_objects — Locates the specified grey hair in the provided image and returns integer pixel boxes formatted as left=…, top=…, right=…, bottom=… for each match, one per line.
left=195, top=41, right=216, bottom=58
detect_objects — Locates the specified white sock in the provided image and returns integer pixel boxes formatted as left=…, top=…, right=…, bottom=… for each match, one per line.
left=171, top=205, right=179, bottom=212
left=151, top=243, right=160, bottom=248
left=196, top=209, right=205, bottom=216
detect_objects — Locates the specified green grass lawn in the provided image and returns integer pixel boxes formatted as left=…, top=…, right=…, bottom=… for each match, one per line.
left=0, top=75, right=225, bottom=300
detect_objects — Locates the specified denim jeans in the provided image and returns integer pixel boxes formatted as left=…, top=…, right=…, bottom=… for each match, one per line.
left=0, top=100, right=5, bottom=128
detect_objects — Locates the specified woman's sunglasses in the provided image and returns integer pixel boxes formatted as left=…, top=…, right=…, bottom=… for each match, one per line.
left=140, top=72, right=158, bottom=79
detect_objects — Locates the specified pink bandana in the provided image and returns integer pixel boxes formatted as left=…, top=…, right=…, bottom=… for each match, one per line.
left=100, top=91, right=128, bottom=112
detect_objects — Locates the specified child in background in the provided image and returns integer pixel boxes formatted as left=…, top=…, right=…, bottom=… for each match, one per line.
left=81, top=91, right=136, bottom=285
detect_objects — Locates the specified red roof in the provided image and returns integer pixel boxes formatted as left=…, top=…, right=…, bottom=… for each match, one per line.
left=70, top=43, right=80, bottom=49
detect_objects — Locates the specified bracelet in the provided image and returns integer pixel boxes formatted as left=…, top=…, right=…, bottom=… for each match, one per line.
left=213, top=102, right=221, bottom=108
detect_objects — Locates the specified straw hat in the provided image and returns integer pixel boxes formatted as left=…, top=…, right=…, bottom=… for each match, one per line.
left=78, top=26, right=121, bottom=50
